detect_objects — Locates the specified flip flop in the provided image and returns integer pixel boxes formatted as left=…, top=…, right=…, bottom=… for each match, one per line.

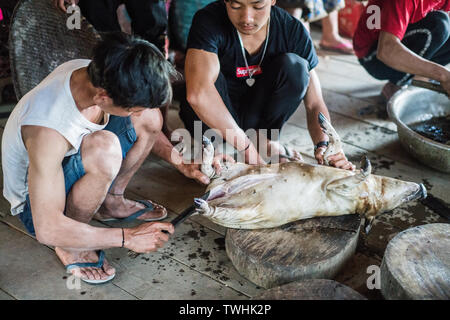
left=65, top=250, right=115, bottom=285
left=97, top=200, right=168, bottom=222
left=319, top=42, right=354, bottom=55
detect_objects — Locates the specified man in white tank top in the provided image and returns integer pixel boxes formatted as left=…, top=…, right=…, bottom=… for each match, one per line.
left=1, top=33, right=217, bottom=284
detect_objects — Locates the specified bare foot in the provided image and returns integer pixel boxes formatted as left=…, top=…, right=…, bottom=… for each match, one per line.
left=95, top=195, right=167, bottom=221
left=266, top=140, right=303, bottom=163
left=55, top=247, right=115, bottom=282
left=319, top=37, right=354, bottom=55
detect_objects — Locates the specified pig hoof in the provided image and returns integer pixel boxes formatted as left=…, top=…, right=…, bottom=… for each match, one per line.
left=194, top=198, right=209, bottom=212
left=360, top=156, right=372, bottom=177
left=419, top=184, right=427, bottom=200
left=318, top=112, right=327, bottom=127
left=202, top=136, right=213, bottom=147
left=364, top=216, right=375, bottom=234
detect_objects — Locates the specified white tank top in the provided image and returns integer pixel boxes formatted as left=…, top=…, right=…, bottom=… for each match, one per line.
left=2, top=59, right=110, bottom=215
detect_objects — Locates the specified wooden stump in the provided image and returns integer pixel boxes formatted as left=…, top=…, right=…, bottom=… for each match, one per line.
left=225, top=215, right=361, bottom=289
left=381, top=223, right=450, bottom=300
left=253, top=279, right=366, bottom=300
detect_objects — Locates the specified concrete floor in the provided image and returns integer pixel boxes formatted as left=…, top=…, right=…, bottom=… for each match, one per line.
left=0, top=29, right=448, bottom=300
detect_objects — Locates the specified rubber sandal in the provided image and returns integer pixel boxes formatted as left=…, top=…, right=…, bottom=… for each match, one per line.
left=97, top=200, right=168, bottom=222
left=65, top=250, right=115, bottom=285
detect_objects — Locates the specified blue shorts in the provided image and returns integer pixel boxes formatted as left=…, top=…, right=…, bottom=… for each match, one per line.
left=19, top=115, right=137, bottom=236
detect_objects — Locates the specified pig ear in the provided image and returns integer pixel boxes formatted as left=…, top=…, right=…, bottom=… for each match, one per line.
left=326, top=156, right=372, bottom=194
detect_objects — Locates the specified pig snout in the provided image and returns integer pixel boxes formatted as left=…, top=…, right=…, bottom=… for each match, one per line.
left=363, top=182, right=426, bottom=234
left=405, top=183, right=427, bottom=202
left=378, top=178, right=427, bottom=212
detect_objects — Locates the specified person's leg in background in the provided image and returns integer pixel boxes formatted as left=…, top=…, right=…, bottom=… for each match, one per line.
left=280, top=6, right=310, bottom=31
left=123, top=0, right=169, bottom=57
left=78, top=0, right=169, bottom=57
left=279, top=0, right=352, bottom=54
left=320, top=10, right=354, bottom=54
left=359, top=10, right=450, bottom=101
left=78, top=0, right=122, bottom=32
left=414, top=11, right=450, bottom=67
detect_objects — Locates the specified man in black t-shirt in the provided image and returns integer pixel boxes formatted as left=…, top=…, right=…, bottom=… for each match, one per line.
left=180, top=0, right=353, bottom=170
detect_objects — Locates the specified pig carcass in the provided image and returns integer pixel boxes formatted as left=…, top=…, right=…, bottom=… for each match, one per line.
left=193, top=113, right=427, bottom=233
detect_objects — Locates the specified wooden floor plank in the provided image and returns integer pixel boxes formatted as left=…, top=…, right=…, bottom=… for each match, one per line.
left=315, top=56, right=385, bottom=101
left=100, top=208, right=264, bottom=298
left=0, top=288, right=15, bottom=300
left=102, top=247, right=248, bottom=300
left=321, top=89, right=396, bottom=131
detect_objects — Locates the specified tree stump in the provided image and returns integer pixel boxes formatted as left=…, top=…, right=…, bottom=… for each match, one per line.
left=225, top=215, right=361, bottom=289
left=253, top=279, right=366, bottom=300
left=381, top=223, right=450, bottom=300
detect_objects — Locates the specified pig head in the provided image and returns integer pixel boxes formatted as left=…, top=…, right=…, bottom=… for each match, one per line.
left=193, top=114, right=427, bottom=233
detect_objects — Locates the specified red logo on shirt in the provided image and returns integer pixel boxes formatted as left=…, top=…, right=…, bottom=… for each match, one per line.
left=236, top=65, right=263, bottom=78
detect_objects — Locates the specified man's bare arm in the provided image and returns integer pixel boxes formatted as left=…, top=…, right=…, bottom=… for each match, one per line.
left=185, top=48, right=264, bottom=164
left=303, top=70, right=330, bottom=146
left=377, top=31, right=450, bottom=95
left=303, top=70, right=354, bottom=170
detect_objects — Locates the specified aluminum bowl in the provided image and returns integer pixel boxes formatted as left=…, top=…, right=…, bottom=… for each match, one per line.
left=387, top=87, right=450, bottom=172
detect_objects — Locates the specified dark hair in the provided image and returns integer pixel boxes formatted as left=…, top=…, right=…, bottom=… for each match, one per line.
left=87, top=32, right=178, bottom=109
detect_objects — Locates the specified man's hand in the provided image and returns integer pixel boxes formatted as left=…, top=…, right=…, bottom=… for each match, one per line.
left=176, top=153, right=235, bottom=185
left=124, top=222, right=174, bottom=253
left=54, top=0, right=79, bottom=12
left=315, top=147, right=355, bottom=171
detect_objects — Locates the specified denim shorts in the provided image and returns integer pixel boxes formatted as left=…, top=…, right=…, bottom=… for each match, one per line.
left=19, top=115, right=137, bottom=236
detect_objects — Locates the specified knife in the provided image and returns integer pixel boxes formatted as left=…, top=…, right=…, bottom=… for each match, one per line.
left=161, top=190, right=211, bottom=233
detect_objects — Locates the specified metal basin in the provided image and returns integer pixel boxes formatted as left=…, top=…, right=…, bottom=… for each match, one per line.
left=388, top=87, right=450, bottom=172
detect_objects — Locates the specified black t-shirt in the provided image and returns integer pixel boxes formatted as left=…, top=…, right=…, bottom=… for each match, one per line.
left=187, top=1, right=318, bottom=101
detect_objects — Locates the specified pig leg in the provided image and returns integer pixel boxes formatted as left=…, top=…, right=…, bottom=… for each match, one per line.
left=201, top=136, right=255, bottom=182
left=194, top=198, right=212, bottom=215
left=318, top=112, right=344, bottom=166
left=364, top=216, right=375, bottom=234
left=201, top=136, right=218, bottom=179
